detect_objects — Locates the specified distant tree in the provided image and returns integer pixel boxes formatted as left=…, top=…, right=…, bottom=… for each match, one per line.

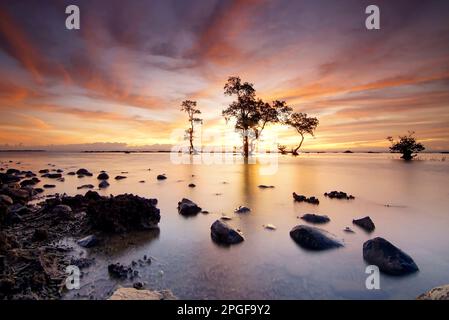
left=285, top=112, right=319, bottom=155
left=180, top=100, right=202, bottom=154
left=222, top=76, right=291, bottom=158
left=278, top=144, right=288, bottom=154
left=387, top=131, right=425, bottom=160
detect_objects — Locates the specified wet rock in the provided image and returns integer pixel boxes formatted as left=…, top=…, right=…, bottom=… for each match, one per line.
left=77, top=184, right=94, bottom=190
left=20, top=178, right=40, bottom=187
left=108, top=263, right=128, bottom=279
left=344, top=227, right=355, bottom=233
left=70, top=257, right=95, bottom=269
left=220, top=215, right=232, bottom=221
left=417, top=285, right=449, bottom=300
left=87, top=194, right=160, bottom=232
left=289, top=225, right=343, bottom=250
left=39, top=169, right=49, bottom=174
left=67, top=172, right=76, bottom=176
left=77, top=235, right=98, bottom=248
left=258, top=185, right=275, bottom=189
left=76, top=168, right=92, bottom=176
left=363, top=237, right=419, bottom=275
left=157, top=174, right=167, bottom=180
left=263, top=224, right=277, bottom=230
left=56, top=177, right=65, bottom=182
left=34, top=188, right=44, bottom=194
left=43, top=184, right=56, bottom=189
left=0, top=173, right=21, bottom=184
left=188, top=183, right=196, bottom=188
left=32, top=229, right=49, bottom=242
left=85, top=190, right=101, bottom=201
left=324, top=191, right=355, bottom=200
left=292, top=192, right=319, bottom=205
left=6, top=169, right=20, bottom=175
left=234, top=206, right=251, bottom=214
left=108, top=288, right=176, bottom=300
left=300, top=213, right=330, bottom=224
left=139, top=180, right=145, bottom=183
left=52, top=204, right=73, bottom=219
left=177, top=198, right=202, bottom=216
left=97, top=172, right=109, bottom=180
left=115, top=175, right=127, bottom=180
left=133, top=282, right=145, bottom=290
left=211, top=220, right=244, bottom=245
left=0, top=194, right=13, bottom=206
left=44, top=173, right=62, bottom=179
left=2, top=187, right=30, bottom=203
left=353, top=216, right=375, bottom=232
left=98, top=180, right=110, bottom=189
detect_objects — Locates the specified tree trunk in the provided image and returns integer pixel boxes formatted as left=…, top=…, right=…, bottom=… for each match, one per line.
left=293, top=134, right=305, bottom=155
left=189, top=123, right=194, bottom=154
left=243, top=132, right=249, bottom=158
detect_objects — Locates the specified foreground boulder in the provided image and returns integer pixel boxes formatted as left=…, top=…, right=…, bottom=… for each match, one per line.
left=109, top=287, right=176, bottom=300
left=177, top=198, right=202, bottom=216
left=363, top=237, right=419, bottom=275
left=353, top=216, right=375, bottom=232
left=87, top=194, right=160, bottom=233
left=211, top=220, right=244, bottom=245
left=289, top=225, right=343, bottom=250
left=301, top=214, right=330, bottom=224
left=417, top=285, right=449, bottom=300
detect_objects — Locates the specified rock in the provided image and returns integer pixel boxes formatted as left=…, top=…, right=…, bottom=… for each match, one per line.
left=210, top=220, right=244, bottom=245
left=263, top=224, right=277, bottom=230
left=201, top=210, right=209, bottom=214
left=363, top=237, right=419, bottom=275
left=6, top=169, right=20, bottom=175
left=177, top=198, right=202, bottom=216
left=52, top=204, right=73, bottom=219
left=324, top=191, right=355, bottom=200
left=97, top=172, right=109, bottom=180
left=300, top=214, right=330, bottom=224
left=234, top=206, right=251, bottom=214
left=220, top=215, right=232, bottom=221
left=289, top=225, right=343, bottom=250
left=43, top=173, right=62, bottom=179
left=20, top=178, right=40, bottom=187
left=108, top=263, right=128, bottom=279
left=70, top=257, right=95, bottom=269
left=39, top=169, right=49, bottom=174
left=188, top=183, right=196, bottom=188
left=258, top=185, right=275, bottom=189
left=43, top=184, right=56, bottom=189
left=67, top=172, right=76, bottom=176
left=108, top=288, right=176, bottom=300
left=157, top=174, right=167, bottom=180
left=417, top=285, right=449, bottom=300
left=139, top=180, right=145, bottom=183
left=87, top=194, right=160, bottom=232
left=0, top=173, right=21, bottom=184
left=292, top=192, right=319, bottom=205
left=32, top=229, right=48, bottom=242
left=77, top=184, right=94, bottom=190
left=77, top=235, right=98, bottom=248
left=56, top=177, right=65, bottom=182
left=34, top=188, right=44, bottom=194
left=98, top=180, right=110, bottom=189
left=76, top=168, right=92, bottom=176
left=133, top=282, right=144, bottom=290
left=344, top=227, right=355, bottom=233
left=2, top=187, right=30, bottom=203
left=0, top=195, right=13, bottom=206
left=115, top=175, right=127, bottom=180
left=353, top=216, right=375, bottom=232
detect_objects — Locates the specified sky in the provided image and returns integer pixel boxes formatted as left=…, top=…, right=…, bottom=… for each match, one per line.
left=0, top=0, right=448, bottom=151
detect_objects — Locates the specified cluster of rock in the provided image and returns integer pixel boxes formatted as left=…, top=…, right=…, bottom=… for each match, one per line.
left=292, top=192, right=319, bottom=205
left=324, top=191, right=355, bottom=200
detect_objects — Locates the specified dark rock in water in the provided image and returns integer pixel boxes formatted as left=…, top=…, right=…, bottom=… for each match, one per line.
left=133, top=282, right=145, bottom=290
left=177, top=198, right=202, bottom=216
left=0, top=194, right=13, bottom=206
left=67, top=172, right=76, bottom=176
left=77, top=235, right=98, bottom=248
left=234, top=206, right=251, bottom=214
left=99, top=180, right=110, bottom=189
left=32, top=228, right=48, bottom=242
left=301, top=213, right=330, bottom=224
left=87, top=194, right=160, bottom=233
left=289, top=225, right=343, bottom=250
left=108, top=263, right=129, bottom=279
left=417, top=285, right=449, bottom=300
left=43, top=184, right=56, bottom=189
left=20, top=178, right=40, bottom=187
left=115, top=175, right=127, bottom=180
left=157, top=174, right=167, bottom=180
left=56, top=169, right=63, bottom=173
left=353, top=216, right=375, bottom=232
left=70, top=257, right=95, bottom=269
left=77, top=184, right=94, bottom=190
left=363, top=237, right=419, bottom=275
left=258, top=185, right=275, bottom=189
left=34, top=188, right=44, bottom=194
left=52, top=204, right=73, bottom=219
left=39, top=169, right=49, bottom=174
left=188, top=183, right=196, bottom=188
left=139, top=180, right=145, bottom=183
left=344, top=227, right=355, bottom=233
left=324, top=191, right=355, bottom=200
left=210, top=220, right=244, bottom=245
left=45, top=173, right=62, bottom=179
left=2, top=187, right=30, bottom=203
left=97, top=172, right=109, bottom=180
left=6, top=169, right=20, bottom=175
left=292, top=192, right=320, bottom=205
left=0, top=173, right=21, bottom=184
left=76, top=168, right=92, bottom=176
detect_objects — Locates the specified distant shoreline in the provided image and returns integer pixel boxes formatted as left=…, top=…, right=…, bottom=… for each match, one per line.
left=1, top=150, right=448, bottom=154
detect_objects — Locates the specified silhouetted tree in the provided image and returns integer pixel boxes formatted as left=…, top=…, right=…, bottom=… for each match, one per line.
left=180, top=100, right=202, bottom=154
left=285, top=112, right=319, bottom=155
left=222, top=76, right=291, bottom=158
left=278, top=144, right=287, bottom=154
left=387, top=131, right=425, bottom=160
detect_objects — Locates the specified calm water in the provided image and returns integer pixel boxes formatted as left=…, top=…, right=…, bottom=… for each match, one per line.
left=1, top=152, right=449, bottom=299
